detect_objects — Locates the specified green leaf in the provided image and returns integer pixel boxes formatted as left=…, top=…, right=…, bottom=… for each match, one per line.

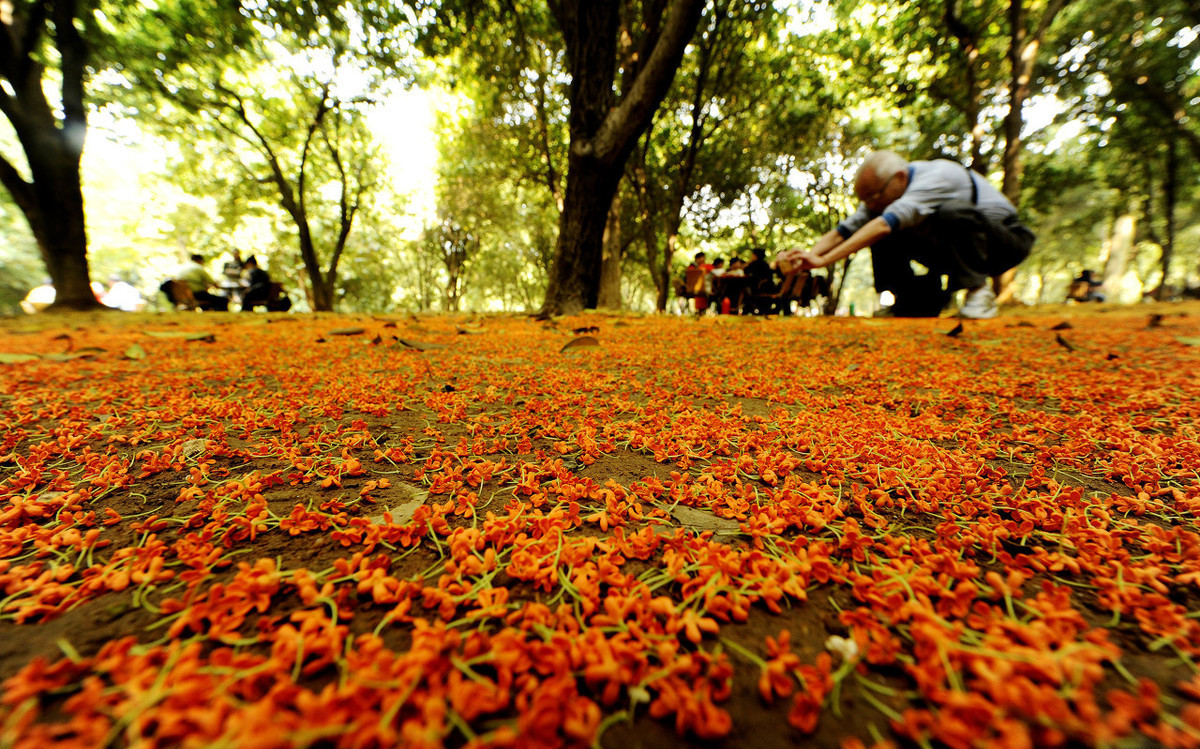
left=145, top=331, right=215, bottom=342
left=124, top=344, right=148, bottom=360
left=0, top=353, right=40, bottom=364
left=1175, top=336, right=1200, bottom=346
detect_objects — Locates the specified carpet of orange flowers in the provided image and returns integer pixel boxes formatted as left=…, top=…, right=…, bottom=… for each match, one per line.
left=1, top=306, right=1199, bottom=748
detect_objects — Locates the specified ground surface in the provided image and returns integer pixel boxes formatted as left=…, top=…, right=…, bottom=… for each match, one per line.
left=0, top=305, right=1199, bottom=748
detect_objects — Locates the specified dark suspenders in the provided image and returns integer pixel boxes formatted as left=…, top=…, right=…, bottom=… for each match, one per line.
left=964, top=165, right=979, bottom=205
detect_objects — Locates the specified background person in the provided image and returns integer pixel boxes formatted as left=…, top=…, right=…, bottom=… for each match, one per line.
left=164, top=254, right=229, bottom=311
left=101, top=276, right=144, bottom=311
left=1067, top=270, right=1106, bottom=303
left=20, top=281, right=54, bottom=314
left=779, top=150, right=1034, bottom=319
left=682, top=252, right=711, bottom=313
left=239, top=255, right=273, bottom=310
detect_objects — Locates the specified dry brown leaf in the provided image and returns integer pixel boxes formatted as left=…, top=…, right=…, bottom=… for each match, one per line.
left=561, top=336, right=600, bottom=353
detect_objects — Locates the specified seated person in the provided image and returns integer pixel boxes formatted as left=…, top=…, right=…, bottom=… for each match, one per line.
left=1067, top=270, right=1105, bottom=302
left=706, top=258, right=727, bottom=312
left=744, top=248, right=778, bottom=294
left=682, top=252, right=711, bottom=312
left=779, top=150, right=1034, bottom=318
left=240, top=255, right=272, bottom=310
left=163, top=254, right=229, bottom=311
left=743, top=248, right=783, bottom=315
left=240, top=256, right=291, bottom=311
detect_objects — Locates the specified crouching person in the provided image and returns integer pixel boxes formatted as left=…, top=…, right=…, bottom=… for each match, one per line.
left=779, top=151, right=1034, bottom=318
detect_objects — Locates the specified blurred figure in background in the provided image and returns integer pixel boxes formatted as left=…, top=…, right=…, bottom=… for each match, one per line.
left=102, top=276, right=144, bottom=311
left=20, top=280, right=55, bottom=314
left=162, top=254, right=229, bottom=311
left=1067, top=270, right=1105, bottom=303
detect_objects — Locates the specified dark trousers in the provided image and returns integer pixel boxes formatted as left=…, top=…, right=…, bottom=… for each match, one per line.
left=241, top=285, right=270, bottom=310
left=871, top=201, right=1035, bottom=317
left=195, top=291, right=229, bottom=311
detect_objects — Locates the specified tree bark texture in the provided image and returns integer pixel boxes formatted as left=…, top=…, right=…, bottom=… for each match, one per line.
left=546, top=154, right=626, bottom=312
left=540, top=0, right=704, bottom=316
left=0, top=0, right=100, bottom=310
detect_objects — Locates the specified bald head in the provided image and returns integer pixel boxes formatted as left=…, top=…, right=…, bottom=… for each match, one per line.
left=855, top=151, right=909, bottom=212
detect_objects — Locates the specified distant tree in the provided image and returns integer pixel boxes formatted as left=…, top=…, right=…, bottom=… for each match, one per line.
left=1051, top=0, right=1199, bottom=298
left=110, top=2, right=409, bottom=311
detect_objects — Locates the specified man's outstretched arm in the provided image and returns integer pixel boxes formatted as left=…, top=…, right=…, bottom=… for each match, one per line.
left=780, top=217, right=893, bottom=269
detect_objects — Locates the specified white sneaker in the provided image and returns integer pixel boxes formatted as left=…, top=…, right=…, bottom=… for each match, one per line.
left=960, top=286, right=997, bottom=319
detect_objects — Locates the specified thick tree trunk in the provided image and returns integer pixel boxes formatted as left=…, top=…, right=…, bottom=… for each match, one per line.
left=541, top=0, right=704, bottom=316
left=0, top=1, right=99, bottom=311
left=597, top=194, right=623, bottom=309
left=296, top=228, right=336, bottom=312
left=26, top=151, right=96, bottom=310
left=544, top=154, right=625, bottom=313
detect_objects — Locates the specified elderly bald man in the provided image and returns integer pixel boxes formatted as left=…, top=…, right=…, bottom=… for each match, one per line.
left=780, top=151, right=1034, bottom=318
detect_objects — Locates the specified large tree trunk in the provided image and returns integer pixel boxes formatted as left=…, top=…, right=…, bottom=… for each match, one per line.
left=0, top=1, right=100, bottom=311
left=24, top=150, right=95, bottom=309
left=540, top=0, right=704, bottom=316
left=295, top=226, right=336, bottom=312
left=545, top=155, right=625, bottom=312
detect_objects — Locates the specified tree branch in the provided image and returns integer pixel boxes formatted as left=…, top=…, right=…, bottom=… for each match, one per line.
left=296, top=84, right=333, bottom=222
left=15, top=0, right=49, bottom=84
left=214, top=82, right=301, bottom=219
left=590, top=0, right=704, bottom=163
left=52, top=0, right=87, bottom=139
